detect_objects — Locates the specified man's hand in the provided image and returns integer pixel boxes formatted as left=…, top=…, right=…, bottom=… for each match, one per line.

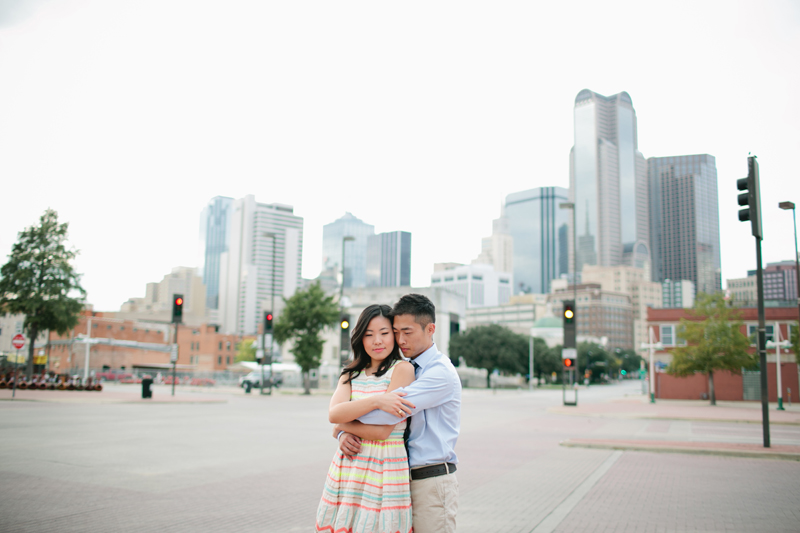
left=339, top=432, right=362, bottom=458
left=373, top=391, right=416, bottom=417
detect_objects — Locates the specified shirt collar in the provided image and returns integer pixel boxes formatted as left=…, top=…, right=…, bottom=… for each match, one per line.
left=409, top=343, right=437, bottom=370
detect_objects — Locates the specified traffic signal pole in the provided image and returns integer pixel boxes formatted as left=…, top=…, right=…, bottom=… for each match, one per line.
left=738, top=156, right=769, bottom=448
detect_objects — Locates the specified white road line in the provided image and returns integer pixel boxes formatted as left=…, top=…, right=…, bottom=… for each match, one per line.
left=530, top=450, right=623, bottom=533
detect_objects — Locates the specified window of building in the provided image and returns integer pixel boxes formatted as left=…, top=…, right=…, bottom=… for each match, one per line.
left=747, top=324, right=775, bottom=343
left=218, top=356, right=222, bottom=365
left=219, top=341, right=223, bottom=350
left=660, top=325, right=675, bottom=346
left=226, top=356, right=230, bottom=364
left=226, top=341, right=231, bottom=351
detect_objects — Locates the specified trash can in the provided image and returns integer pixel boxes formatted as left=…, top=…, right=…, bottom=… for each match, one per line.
left=244, top=381, right=252, bottom=394
left=142, top=376, right=153, bottom=399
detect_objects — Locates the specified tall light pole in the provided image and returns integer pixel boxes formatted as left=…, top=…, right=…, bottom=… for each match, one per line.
left=262, top=232, right=278, bottom=395
left=778, top=201, right=800, bottom=322
left=340, top=236, right=355, bottom=365
left=560, top=202, right=578, bottom=383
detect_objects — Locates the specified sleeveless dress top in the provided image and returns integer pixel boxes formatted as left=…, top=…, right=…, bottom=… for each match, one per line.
left=315, top=361, right=412, bottom=533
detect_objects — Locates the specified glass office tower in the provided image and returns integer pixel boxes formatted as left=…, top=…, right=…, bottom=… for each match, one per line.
left=200, top=196, right=234, bottom=310
left=505, top=187, right=570, bottom=294
left=322, top=212, right=375, bottom=289
left=569, top=90, right=649, bottom=273
left=366, top=231, right=412, bottom=287
left=648, top=154, right=721, bottom=295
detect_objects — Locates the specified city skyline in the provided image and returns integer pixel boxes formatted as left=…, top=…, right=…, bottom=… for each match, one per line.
left=0, top=2, right=798, bottom=311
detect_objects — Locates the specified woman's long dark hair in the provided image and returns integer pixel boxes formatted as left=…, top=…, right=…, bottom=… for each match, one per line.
left=341, top=304, right=403, bottom=384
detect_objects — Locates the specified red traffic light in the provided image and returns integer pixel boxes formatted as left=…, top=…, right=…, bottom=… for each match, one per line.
left=266, top=313, right=273, bottom=321
left=175, top=297, right=183, bottom=306
left=564, top=359, right=573, bottom=367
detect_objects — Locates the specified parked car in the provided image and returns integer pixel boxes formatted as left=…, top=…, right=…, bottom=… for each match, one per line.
left=239, top=370, right=282, bottom=388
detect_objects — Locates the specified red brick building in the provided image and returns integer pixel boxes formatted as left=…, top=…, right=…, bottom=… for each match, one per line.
left=646, top=306, right=799, bottom=402
left=47, top=310, right=253, bottom=375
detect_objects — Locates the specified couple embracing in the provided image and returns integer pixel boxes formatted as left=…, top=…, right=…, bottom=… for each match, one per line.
left=315, top=293, right=462, bottom=533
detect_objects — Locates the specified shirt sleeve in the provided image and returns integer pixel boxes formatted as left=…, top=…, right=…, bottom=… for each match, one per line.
left=357, top=363, right=455, bottom=425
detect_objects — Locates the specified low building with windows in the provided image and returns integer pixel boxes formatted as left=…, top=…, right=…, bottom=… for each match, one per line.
left=430, top=263, right=512, bottom=308
left=548, top=283, right=634, bottom=350
left=645, top=306, right=799, bottom=402
left=662, top=279, right=695, bottom=309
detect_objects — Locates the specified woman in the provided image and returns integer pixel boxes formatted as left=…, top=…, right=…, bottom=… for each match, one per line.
left=315, top=304, right=416, bottom=533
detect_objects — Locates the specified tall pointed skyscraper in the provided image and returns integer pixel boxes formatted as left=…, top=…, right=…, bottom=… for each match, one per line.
left=569, top=89, right=649, bottom=274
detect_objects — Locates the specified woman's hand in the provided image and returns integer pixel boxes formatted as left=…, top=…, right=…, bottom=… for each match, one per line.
left=373, top=391, right=415, bottom=417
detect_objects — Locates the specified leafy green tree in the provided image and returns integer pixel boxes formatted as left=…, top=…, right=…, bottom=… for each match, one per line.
left=578, top=342, right=610, bottom=384
left=0, top=209, right=86, bottom=378
left=235, top=339, right=257, bottom=362
left=273, top=282, right=339, bottom=394
left=791, top=322, right=800, bottom=363
left=533, top=339, right=561, bottom=384
left=449, top=324, right=528, bottom=388
left=617, top=348, right=644, bottom=377
left=667, top=292, right=755, bottom=405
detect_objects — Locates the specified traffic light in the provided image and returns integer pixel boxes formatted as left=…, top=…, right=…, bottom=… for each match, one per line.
left=340, top=314, right=351, bottom=351
left=264, top=311, right=273, bottom=332
left=563, top=357, right=574, bottom=369
left=737, top=156, right=762, bottom=239
left=171, top=294, right=184, bottom=324
left=563, top=300, right=576, bottom=348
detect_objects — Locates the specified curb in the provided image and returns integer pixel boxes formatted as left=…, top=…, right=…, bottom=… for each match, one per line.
left=560, top=439, right=800, bottom=461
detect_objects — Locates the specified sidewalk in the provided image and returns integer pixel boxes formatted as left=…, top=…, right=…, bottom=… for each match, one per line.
left=549, top=395, right=800, bottom=424
left=553, top=395, right=800, bottom=460
left=0, top=386, right=227, bottom=404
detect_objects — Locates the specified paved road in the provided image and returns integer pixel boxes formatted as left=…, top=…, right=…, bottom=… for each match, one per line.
left=1, top=381, right=799, bottom=532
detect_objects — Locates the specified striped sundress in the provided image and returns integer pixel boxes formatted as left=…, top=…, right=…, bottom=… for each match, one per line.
left=315, top=361, right=412, bottom=533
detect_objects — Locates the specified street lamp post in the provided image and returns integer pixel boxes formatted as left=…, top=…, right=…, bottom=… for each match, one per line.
left=340, top=236, right=355, bottom=365
left=560, top=201, right=578, bottom=384
left=778, top=201, right=800, bottom=322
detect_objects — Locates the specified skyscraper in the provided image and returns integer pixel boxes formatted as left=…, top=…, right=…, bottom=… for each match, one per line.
left=569, top=89, right=649, bottom=273
left=504, top=187, right=569, bottom=294
left=648, top=154, right=721, bottom=295
left=473, top=209, right=514, bottom=276
left=367, top=231, right=412, bottom=287
left=322, top=213, right=374, bottom=289
left=200, top=196, right=234, bottom=310
left=216, top=195, right=303, bottom=335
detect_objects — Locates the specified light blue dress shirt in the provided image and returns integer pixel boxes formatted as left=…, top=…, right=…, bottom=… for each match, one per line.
left=358, top=343, right=461, bottom=468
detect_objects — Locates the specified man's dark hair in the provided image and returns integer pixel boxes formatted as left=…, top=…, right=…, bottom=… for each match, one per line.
left=392, top=293, right=436, bottom=329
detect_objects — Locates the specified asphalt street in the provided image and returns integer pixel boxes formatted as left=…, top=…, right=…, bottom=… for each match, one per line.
left=1, top=380, right=799, bottom=532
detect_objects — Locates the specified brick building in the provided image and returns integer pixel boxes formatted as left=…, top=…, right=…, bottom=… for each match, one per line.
left=646, top=306, right=799, bottom=402
left=47, top=310, right=252, bottom=375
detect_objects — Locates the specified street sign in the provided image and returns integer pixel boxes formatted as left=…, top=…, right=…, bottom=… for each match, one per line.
left=561, top=348, right=577, bottom=360
left=170, top=345, right=178, bottom=363
left=12, top=334, right=25, bottom=350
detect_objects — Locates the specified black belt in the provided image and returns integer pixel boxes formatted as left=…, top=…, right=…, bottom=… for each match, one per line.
left=410, top=463, right=457, bottom=481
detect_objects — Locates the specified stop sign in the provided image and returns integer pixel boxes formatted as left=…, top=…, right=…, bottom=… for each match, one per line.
left=11, top=334, right=25, bottom=350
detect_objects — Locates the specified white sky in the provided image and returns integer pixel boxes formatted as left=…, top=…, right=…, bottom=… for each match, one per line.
left=1, top=0, right=799, bottom=311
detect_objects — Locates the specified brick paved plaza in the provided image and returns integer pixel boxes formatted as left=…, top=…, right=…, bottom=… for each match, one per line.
left=2, top=381, right=800, bottom=532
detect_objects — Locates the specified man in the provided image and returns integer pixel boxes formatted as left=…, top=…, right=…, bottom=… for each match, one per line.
left=334, top=293, right=462, bottom=533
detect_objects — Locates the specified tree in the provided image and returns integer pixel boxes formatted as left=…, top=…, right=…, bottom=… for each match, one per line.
left=449, top=324, right=528, bottom=388
left=578, top=342, right=610, bottom=384
left=273, top=282, right=339, bottom=394
left=0, top=209, right=86, bottom=379
left=532, top=338, right=560, bottom=384
left=235, top=339, right=257, bottom=363
left=791, top=322, right=800, bottom=364
left=667, top=292, right=756, bottom=405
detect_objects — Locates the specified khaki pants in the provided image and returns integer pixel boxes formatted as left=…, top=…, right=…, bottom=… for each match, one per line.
left=410, top=472, right=458, bottom=533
